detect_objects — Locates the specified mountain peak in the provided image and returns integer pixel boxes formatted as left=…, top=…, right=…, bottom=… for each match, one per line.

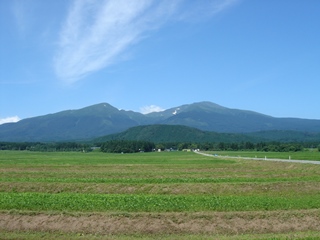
left=1, top=101, right=320, bottom=142
left=185, top=101, right=226, bottom=112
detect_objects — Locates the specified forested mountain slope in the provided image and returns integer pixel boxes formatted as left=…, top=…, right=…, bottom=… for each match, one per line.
left=1, top=101, right=320, bottom=142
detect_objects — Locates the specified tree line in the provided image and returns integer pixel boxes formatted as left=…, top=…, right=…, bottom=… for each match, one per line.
left=0, top=142, right=92, bottom=152
left=154, top=141, right=318, bottom=152
left=100, top=140, right=155, bottom=153
left=1, top=141, right=319, bottom=153
left=99, top=140, right=318, bottom=153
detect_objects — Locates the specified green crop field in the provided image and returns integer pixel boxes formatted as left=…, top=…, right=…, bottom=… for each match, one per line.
left=0, top=150, right=320, bottom=239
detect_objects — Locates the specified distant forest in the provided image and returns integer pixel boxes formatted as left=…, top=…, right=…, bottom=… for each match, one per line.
left=1, top=141, right=319, bottom=153
left=0, top=142, right=92, bottom=152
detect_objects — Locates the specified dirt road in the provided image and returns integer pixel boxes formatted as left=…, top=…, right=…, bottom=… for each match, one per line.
left=195, top=151, right=320, bottom=164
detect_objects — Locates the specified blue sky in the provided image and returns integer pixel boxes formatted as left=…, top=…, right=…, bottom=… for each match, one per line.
left=1, top=0, right=320, bottom=124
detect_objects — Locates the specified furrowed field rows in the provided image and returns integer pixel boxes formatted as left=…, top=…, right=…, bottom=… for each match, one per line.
left=1, top=181, right=320, bottom=196
left=1, top=155, right=319, bottom=180
left=0, top=151, right=233, bottom=165
left=1, top=150, right=320, bottom=239
left=1, top=192, right=320, bottom=212
left=1, top=164, right=317, bottom=176
left=1, top=175, right=320, bottom=184
left=2, top=210, right=320, bottom=238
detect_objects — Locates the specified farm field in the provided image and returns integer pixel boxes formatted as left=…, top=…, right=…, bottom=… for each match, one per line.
left=0, top=150, right=320, bottom=239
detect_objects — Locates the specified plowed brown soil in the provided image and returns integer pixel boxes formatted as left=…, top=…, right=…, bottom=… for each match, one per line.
left=1, top=210, right=319, bottom=235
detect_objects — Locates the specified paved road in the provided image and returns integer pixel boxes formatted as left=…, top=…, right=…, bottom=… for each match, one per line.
left=194, top=151, right=320, bottom=165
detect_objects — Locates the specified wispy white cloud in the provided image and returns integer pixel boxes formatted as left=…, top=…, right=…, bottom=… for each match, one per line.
left=177, top=0, right=239, bottom=21
left=209, top=0, right=240, bottom=15
left=54, top=0, right=239, bottom=83
left=0, top=116, right=21, bottom=125
left=140, top=105, right=165, bottom=114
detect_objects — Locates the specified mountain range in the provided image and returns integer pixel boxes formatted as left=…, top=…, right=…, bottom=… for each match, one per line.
left=1, top=101, right=320, bottom=142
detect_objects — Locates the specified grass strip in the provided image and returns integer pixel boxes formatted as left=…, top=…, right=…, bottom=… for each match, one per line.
left=1, top=192, right=320, bottom=212
left=1, top=175, right=320, bottom=184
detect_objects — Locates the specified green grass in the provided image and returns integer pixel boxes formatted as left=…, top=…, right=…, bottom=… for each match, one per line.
left=1, top=150, right=320, bottom=238
left=0, top=150, right=235, bottom=165
left=1, top=150, right=320, bottom=211
left=2, top=175, right=320, bottom=184
left=1, top=192, right=320, bottom=212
